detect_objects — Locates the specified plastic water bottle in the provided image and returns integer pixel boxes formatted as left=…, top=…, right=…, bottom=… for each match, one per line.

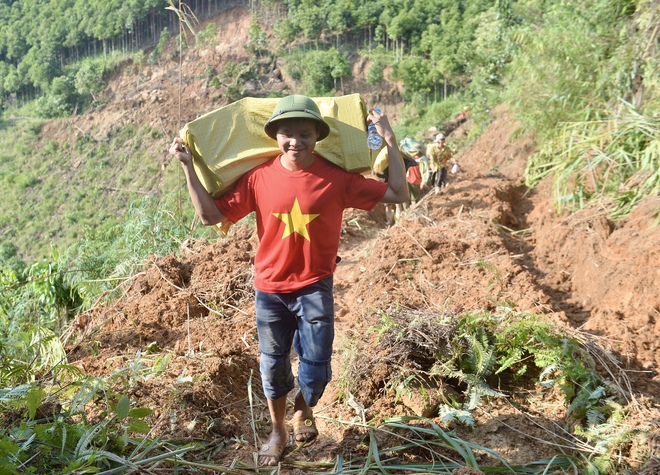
left=367, top=107, right=383, bottom=150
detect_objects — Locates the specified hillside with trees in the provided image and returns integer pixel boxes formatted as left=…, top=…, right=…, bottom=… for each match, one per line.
left=0, top=0, right=658, bottom=473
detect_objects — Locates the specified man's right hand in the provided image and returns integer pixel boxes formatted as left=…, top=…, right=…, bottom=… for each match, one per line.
left=169, top=137, right=192, bottom=165
left=167, top=137, right=227, bottom=226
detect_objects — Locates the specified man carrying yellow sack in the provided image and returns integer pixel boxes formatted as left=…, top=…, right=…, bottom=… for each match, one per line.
left=169, top=95, right=408, bottom=466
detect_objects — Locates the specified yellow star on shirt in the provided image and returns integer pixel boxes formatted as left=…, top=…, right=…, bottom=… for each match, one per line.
left=273, top=198, right=320, bottom=241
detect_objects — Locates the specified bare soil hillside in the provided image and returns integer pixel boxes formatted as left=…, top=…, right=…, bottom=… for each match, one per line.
left=45, top=5, right=660, bottom=474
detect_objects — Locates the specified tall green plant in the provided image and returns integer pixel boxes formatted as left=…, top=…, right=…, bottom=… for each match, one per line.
left=283, top=47, right=351, bottom=95
left=1, top=252, right=81, bottom=353
left=62, top=194, right=200, bottom=304
left=0, top=369, right=178, bottom=473
left=527, top=104, right=660, bottom=219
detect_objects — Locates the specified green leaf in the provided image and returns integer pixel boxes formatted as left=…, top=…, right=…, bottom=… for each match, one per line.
left=74, top=425, right=103, bottom=457
left=0, top=436, right=21, bottom=455
left=128, top=419, right=150, bottom=434
left=26, top=387, right=44, bottom=420
left=116, top=395, right=131, bottom=421
left=128, top=407, right=154, bottom=419
left=0, top=383, right=33, bottom=402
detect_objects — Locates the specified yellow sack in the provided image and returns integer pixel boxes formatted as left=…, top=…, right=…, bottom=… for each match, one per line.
left=180, top=93, right=376, bottom=198
left=373, top=146, right=389, bottom=174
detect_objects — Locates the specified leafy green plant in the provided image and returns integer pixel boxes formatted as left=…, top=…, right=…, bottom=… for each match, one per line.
left=74, top=58, right=109, bottom=104
left=0, top=333, right=183, bottom=474
left=0, top=384, right=163, bottom=473
left=393, top=55, right=434, bottom=99
left=487, top=305, right=618, bottom=416
left=36, top=75, right=80, bottom=118
left=282, top=47, right=350, bottom=95
left=195, top=23, right=218, bottom=48
left=246, top=18, right=270, bottom=59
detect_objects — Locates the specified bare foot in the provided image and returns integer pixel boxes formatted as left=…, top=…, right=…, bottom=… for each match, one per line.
left=260, top=394, right=289, bottom=466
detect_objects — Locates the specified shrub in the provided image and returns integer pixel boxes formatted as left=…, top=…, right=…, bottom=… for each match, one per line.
left=36, top=76, right=79, bottom=118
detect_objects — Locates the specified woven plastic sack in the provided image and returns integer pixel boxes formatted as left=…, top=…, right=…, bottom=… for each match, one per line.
left=180, top=93, right=374, bottom=198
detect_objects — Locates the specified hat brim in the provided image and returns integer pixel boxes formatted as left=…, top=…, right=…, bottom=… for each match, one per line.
left=264, top=110, right=330, bottom=141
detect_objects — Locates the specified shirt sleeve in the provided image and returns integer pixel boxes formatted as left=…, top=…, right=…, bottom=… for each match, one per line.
left=214, top=173, right=256, bottom=224
left=344, top=173, right=388, bottom=211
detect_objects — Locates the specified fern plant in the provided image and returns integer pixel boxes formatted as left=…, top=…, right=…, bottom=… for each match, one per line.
left=488, top=304, right=637, bottom=468
left=336, top=305, right=647, bottom=473
left=431, top=313, right=506, bottom=414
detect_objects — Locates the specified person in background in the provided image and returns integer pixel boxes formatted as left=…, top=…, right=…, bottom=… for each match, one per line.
left=374, top=144, right=417, bottom=225
left=169, top=95, right=408, bottom=466
left=406, top=143, right=429, bottom=204
left=457, top=106, right=470, bottom=123
left=426, top=132, right=457, bottom=193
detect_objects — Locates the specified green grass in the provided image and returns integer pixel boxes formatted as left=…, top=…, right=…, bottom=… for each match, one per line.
left=527, top=104, right=660, bottom=219
left=0, top=119, right=199, bottom=263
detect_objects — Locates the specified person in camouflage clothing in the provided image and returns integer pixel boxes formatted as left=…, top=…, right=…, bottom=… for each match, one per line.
left=426, top=133, right=458, bottom=193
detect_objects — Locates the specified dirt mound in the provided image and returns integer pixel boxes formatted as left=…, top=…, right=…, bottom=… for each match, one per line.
left=528, top=187, right=660, bottom=371
left=68, top=228, right=261, bottom=439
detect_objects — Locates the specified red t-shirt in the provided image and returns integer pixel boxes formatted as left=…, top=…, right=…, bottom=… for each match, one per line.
left=216, top=154, right=388, bottom=293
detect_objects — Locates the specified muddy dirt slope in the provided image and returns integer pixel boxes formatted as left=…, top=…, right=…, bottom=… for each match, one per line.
left=66, top=104, right=660, bottom=472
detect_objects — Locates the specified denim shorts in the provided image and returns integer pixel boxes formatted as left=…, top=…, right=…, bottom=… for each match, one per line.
left=255, top=276, right=334, bottom=406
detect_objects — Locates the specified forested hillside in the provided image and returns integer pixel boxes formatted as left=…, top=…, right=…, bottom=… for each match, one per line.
left=0, top=0, right=238, bottom=116
left=0, top=0, right=497, bottom=115
left=1, top=0, right=657, bottom=263
left=0, top=0, right=658, bottom=473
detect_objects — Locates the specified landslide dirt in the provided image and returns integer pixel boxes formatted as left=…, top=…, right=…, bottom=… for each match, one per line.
left=65, top=105, right=660, bottom=472
left=51, top=5, right=659, bottom=474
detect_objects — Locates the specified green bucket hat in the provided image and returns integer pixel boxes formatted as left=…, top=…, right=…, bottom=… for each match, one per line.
left=264, top=95, right=330, bottom=141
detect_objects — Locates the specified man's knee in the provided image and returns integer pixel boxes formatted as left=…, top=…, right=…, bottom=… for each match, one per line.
left=260, top=353, right=295, bottom=400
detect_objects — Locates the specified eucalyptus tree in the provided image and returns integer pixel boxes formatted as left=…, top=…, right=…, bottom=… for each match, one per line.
left=324, top=0, right=348, bottom=48
left=285, top=0, right=326, bottom=44
left=348, top=0, right=384, bottom=48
